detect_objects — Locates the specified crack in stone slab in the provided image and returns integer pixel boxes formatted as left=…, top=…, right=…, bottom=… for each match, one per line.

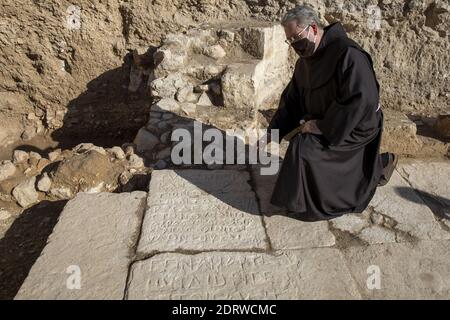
left=329, top=205, right=421, bottom=247
left=247, top=165, right=274, bottom=251
left=327, top=219, right=370, bottom=248
left=134, top=247, right=279, bottom=264
left=123, top=193, right=148, bottom=300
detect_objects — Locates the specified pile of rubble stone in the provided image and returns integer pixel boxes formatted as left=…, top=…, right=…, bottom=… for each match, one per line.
left=0, top=143, right=150, bottom=213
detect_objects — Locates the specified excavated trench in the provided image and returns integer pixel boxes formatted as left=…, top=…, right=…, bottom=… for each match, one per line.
left=0, top=8, right=449, bottom=299
left=0, top=51, right=153, bottom=161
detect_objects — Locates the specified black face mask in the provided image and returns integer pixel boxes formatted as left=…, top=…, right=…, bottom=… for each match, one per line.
left=291, top=29, right=316, bottom=57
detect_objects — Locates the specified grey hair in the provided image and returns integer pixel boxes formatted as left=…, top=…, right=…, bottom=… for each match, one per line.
left=281, top=5, right=323, bottom=28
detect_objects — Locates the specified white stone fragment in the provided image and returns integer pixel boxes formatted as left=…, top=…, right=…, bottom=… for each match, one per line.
left=37, top=172, right=52, bottom=192
left=13, top=150, right=29, bottom=164
left=0, top=160, right=16, bottom=181
left=153, top=98, right=180, bottom=112
left=0, top=209, right=11, bottom=221
left=203, top=44, right=226, bottom=59
left=197, top=92, right=213, bottom=106
left=12, top=176, right=39, bottom=208
left=108, top=146, right=126, bottom=160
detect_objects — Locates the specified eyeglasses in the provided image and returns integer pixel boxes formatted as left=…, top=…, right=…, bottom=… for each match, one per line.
left=284, top=25, right=310, bottom=45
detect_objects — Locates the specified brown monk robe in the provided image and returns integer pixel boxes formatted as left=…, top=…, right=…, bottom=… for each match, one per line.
left=268, top=22, right=386, bottom=222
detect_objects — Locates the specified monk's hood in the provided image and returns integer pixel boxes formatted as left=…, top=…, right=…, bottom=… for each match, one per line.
left=295, top=22, right=373, bottom=89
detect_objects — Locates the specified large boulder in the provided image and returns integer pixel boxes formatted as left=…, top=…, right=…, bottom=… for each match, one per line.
left=49, top=150, right=122, bottom=199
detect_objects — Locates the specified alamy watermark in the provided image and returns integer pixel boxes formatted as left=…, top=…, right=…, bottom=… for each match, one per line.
left=366, top=265, right=381, bottom=290
left=66, top=265, right=81, bottom=290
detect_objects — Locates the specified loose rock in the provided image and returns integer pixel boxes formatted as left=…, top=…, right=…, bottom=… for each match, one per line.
left=73, top=143, right=95, bottom=153
left=0, top=161, right=16, bottom=182
left=48, top=149, right=61, bottom=162
left=29, top=151, right=42, bottom=160
left=128, top=154, right=145, bottom=169
left=153, top=98, right=180, bottom=112
left=108, top=146, right=126, bottom=160
left=203, top=44, right=226, bottom=59
left=13, top=150, right=29, bottom=164
left=12, top=176, right=39, bottom=208
left=0, top=209, right=11, bottom=221
left=37, top=172, right=52, bottom=192
left=197, top=92, right=213, bottom=106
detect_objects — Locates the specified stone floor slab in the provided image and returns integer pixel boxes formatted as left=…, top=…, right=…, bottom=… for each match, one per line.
left=137, top=170, right=267, bottom=254
left=250, top=163, right=335, bottom=249
left=126, top=249, right=361, bottom=299
left=367, top=171, right=449, bottom=242
left=264, top=213, right=336, bottom=249
left=342, top=241, right=450, bottom=299
left=15, top=191, right=146, bottom=300
left=397, top=161, right=450, bottom=219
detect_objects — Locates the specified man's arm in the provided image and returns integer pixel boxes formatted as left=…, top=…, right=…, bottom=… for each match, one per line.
left=268, top=72, right=303, bottom=140
left=315, top=47, right=379, bottom=146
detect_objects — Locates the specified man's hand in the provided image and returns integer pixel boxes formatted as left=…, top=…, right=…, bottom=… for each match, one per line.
left=301, top=120, right=322, bottom=135
left=257, top=132, right=271, bottom=151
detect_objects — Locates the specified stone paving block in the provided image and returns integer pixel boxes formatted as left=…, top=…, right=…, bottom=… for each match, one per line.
left=15, top=191, right=146, bottom=300
left=264, top=212, right=336, bottom=249
left=368, top=171, right=449, bottom=242
left=137, top=170, right=267, bottom=254
left=126, top=249, right=361, bottom=299
left=342, top=241, right=450, bottom=299
left=331, top=213, right=370, bottom=234
left=358, top=225, right=397, bottom=244
left=397, top=161, right=450, bottom=219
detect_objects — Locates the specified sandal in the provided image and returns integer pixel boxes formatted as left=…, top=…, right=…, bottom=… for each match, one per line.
left=378, top=153, right=398, bottom=186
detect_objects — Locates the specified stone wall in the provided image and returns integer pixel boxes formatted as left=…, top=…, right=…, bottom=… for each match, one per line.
left=132, top=22, right=291, bottom=167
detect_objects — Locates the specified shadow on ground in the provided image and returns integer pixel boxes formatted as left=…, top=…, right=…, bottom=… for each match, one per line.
left=50, top=49, right=156, bottom=150
left=1, top=49, right=156, bottom=162
left=395, top=186, right=450, bottom=220
left=0, top=200, right=67, bottom=300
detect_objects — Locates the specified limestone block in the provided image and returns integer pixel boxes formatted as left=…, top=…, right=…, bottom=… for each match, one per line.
left=133, top=128, right=160, bottom=154
left=137, top=170, right=267, bottom=254
left=342, top=241, right=450, bottom=299
left=12, top=176, right=38, bottom=208
left=15, top=192, right=146, bottom=300
left=127, top=249, right=361, bottom=299
left=381, top=109, right=421, bottom=155
left=368, top=171, right=449, bottom=242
